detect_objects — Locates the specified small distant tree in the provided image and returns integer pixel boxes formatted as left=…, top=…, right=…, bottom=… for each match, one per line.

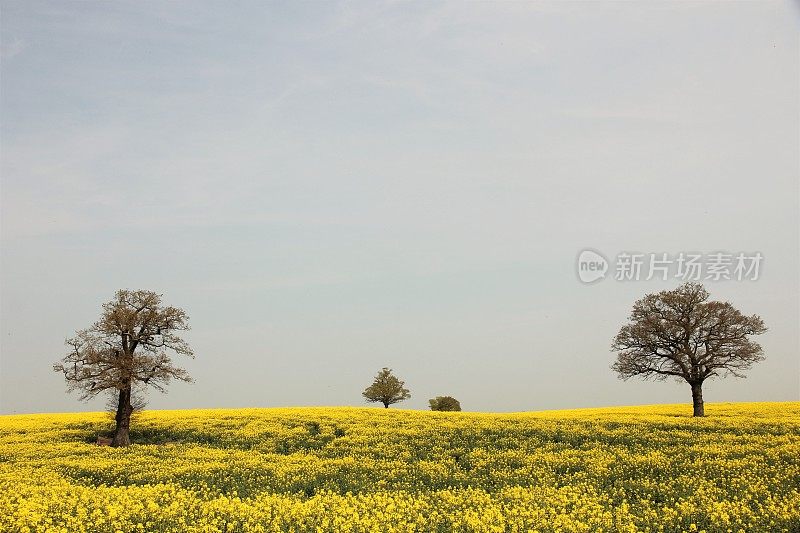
left=611, top=282, right=767, bottom=417
left=429, top=396, right=461, bottom=411
left=54, top=289, right=194, bottom=446
left=362, top=367, right=411, bottom=408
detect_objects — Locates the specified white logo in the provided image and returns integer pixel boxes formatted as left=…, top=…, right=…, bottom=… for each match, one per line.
left=576, top=249, right=762, bottom=284
left=577, top=249, right=608, bottom=283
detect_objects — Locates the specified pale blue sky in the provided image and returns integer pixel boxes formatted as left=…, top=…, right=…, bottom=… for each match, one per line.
left=1, top=1, right=798, bottom=414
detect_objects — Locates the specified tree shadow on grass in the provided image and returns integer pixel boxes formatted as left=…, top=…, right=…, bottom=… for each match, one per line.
left=64, top=421, right=224, bottom=446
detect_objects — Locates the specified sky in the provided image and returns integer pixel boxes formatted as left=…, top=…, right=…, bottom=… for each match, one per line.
left=0, top=1, right=798, bottom=414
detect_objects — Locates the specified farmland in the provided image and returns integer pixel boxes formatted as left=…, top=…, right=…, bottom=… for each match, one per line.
left=1, top=403, right=798, bottom=532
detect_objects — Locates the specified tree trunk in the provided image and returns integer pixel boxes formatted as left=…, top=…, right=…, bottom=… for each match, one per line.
left=383, top=402, right=389, bottom=408
left=111, top=385, right=133, bottom=447
left=690, top=382, right=704, bottom=417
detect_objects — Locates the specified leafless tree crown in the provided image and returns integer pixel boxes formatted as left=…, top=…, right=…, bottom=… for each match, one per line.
left=54, top=289, right=194, bottom=400
left=611, top=283, right=766, bottom=385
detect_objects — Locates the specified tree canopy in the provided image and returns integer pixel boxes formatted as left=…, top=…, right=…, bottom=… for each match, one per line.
left=362, top=367, right=411, bottom=408
left=54, top=289, right=194, bottom=445
left=429, top=396, right=461, bottom=411
left=611, top=282, right=766, bottom=416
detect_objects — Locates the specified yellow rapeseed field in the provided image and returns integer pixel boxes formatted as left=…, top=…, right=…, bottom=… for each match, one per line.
left=1, top=402, right=798, bottom=532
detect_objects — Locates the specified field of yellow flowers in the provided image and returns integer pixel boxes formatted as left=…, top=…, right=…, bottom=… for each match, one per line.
left=1, top=402, right=798, bottom=532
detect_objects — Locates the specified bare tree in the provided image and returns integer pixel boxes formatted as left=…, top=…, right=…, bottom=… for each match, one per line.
left=54, top=289, right=194, bottom=446
left=611, top=282, right=766, bottom=416
left=362, top=367, right=411, bottom=408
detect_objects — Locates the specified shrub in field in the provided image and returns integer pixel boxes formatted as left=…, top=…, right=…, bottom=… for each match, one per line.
left=429, top=396, right=461, bottom=411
